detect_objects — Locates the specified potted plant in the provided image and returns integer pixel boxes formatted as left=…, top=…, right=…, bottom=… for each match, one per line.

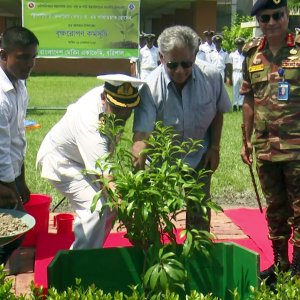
left=48, top=115, right=259, bottom=299
left=93, top=116, right=218, bottom=293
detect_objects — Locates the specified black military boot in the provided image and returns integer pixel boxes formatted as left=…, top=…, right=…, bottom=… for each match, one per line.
left=232, top=105, right=237, bottom=112
left=290, top=246, right=300, bottom=278
left=260, top=239, right=290, bottom=286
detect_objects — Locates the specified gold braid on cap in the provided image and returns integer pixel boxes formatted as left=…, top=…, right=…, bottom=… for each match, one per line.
left=106, top=93, right=140, bottom=108
left=104, top=82, right=140, bottom=108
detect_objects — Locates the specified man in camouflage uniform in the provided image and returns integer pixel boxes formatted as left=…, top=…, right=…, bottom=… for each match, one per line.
left=240, top=0, right=300, bottom=285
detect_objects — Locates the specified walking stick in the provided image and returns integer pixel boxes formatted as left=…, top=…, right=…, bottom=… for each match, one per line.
left=241, top=124, right=263, bottom=213
left=51, top=197, right=66, bottom=212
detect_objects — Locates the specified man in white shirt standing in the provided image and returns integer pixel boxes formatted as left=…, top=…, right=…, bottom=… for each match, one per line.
left=206, top=34, right=231, bottom=82
left=199, top=30, right=216, bottom=54
left=229, top=37, right=245, bottom=111
left=196, top=36, right=207, bottom=63
left=0, top=26, right=39, bottom=266
left=139, top=33, right=160, bottom=80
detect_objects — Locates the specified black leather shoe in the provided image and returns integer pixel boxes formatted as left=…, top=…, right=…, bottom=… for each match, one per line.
left=260, top=265, right=277, bottom=286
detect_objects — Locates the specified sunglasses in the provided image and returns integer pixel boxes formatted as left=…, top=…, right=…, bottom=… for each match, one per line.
left=257, top=11, right=285, bottom=23
left=166, top=61, right=193, bottom=70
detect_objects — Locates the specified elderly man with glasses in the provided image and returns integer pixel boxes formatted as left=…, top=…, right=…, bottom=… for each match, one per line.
left=132, top=25, right=231, bottom=232
left=240, top=0, right=300, bottom=285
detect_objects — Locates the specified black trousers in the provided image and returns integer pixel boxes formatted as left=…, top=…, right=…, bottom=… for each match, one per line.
left=0, top=176, right=26, bottom=266
left=0, top=236, right=24, bottom=265
left=185, top=155, right=212, bottom=232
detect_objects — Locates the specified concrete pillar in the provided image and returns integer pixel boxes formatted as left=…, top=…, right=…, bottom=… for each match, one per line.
left=231, top=0, right=237, bottom=24
left=192, top=0, right=217, bottom=38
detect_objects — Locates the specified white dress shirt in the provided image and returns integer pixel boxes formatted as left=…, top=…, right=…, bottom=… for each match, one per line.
left=0, top=67, right=28, bottom=182
left=139, top=45, right=159, bottom=80
left=199, top=42, right=216, bottom=54
left=206, top=48, right=230, bottom=80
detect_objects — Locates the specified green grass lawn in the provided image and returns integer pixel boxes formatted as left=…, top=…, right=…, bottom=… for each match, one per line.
left=25, top=75, right=263, bottom=208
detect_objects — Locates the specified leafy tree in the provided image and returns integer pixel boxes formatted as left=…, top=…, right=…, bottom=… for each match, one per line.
left=222, top=14, right=253, bottom=53
left=288, top=0, right=300, bottom=10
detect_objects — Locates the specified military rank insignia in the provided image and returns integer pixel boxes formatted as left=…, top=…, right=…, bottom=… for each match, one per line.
left=249, top=65, right=264, bottom=72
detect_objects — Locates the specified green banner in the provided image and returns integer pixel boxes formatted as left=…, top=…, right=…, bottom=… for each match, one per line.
left=22, top=0, right=140, bottom=59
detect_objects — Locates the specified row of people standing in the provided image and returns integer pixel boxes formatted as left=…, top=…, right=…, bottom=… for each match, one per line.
left=196, top=30, right=245, bottom=111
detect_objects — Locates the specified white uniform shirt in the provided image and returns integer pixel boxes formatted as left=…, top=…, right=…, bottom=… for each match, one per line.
left=229, top=49, right=244, bottom=73
left=0, top=67, right=28, bottom=182
left=139, top=45, right=159, bottom=71
left=36, top=86, right=109, bottom=181
left=195, top=50, right=207, bottom=63
left=207, top=48, right=230, bottom=80
left=199, top=42, right=216, bottom=54
left=139, top=45, right=159, bottom=80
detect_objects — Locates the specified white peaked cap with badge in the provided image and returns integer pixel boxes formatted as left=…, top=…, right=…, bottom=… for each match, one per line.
left=97, top=74, right=146, bottom=88
left=97, top=74, right=146, bottom=108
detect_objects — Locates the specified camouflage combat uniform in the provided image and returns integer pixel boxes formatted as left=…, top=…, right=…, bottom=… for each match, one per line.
left=240, top=33, right=300, bottom=246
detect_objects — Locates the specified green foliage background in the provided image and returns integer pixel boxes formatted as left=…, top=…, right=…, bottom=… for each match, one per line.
left=222, top=14, right=253, bottom=53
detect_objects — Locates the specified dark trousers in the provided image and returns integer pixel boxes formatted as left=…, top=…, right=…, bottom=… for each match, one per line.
left=256, top=159, right=300, bottom=246
left=0, top=176, right=25, bottom=266
left=186, top=156, right=212, bottom=232
left=0, top=236, right=24, bottom=265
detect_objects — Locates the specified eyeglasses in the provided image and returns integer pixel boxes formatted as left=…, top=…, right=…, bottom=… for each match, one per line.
left=257, top=11, right=285, bottom=23
left=166, top=61, right=193, bottom=70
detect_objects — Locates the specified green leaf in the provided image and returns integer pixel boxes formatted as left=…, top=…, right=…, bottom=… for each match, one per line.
left=161, top=251, right=176, bottom=261
left=182, top=231, right=193, bottom=257
left=143, top=264, right=156, bottom=287
left=149, top=265, right=160, bottom=290
left=163, top=264, right=186, bottom=282
left=159, top=268, right=168, bottom=289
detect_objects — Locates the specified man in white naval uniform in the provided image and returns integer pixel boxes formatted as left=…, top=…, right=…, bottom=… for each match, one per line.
left=139, top=34, right=160, bottom=80
left=36, top=74, right=149, bottom=250
left=229, top=37, right=245, bottom=111
left=198, top=30, right=216, bottom=55
left=206, top=34, right=231, bottom=82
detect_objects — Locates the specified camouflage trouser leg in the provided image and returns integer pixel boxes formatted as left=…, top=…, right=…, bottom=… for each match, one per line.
left=256, top=159, right=300, bottom=245
left=186, top=156, right=212, bottom=232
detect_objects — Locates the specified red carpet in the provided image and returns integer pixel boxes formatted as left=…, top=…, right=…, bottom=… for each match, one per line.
left=224, top=208, right=293, bottom=270
left=34, top=208, right=289, bottom=290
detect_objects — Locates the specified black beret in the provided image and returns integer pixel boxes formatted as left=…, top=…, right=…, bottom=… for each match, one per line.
left=251, top=0, right=287, bottom=16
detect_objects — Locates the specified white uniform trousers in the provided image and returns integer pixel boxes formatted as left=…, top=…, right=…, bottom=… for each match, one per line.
left=49, top=170, right=115, bottom=250
left=232, top=70, right=244, bottom=106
